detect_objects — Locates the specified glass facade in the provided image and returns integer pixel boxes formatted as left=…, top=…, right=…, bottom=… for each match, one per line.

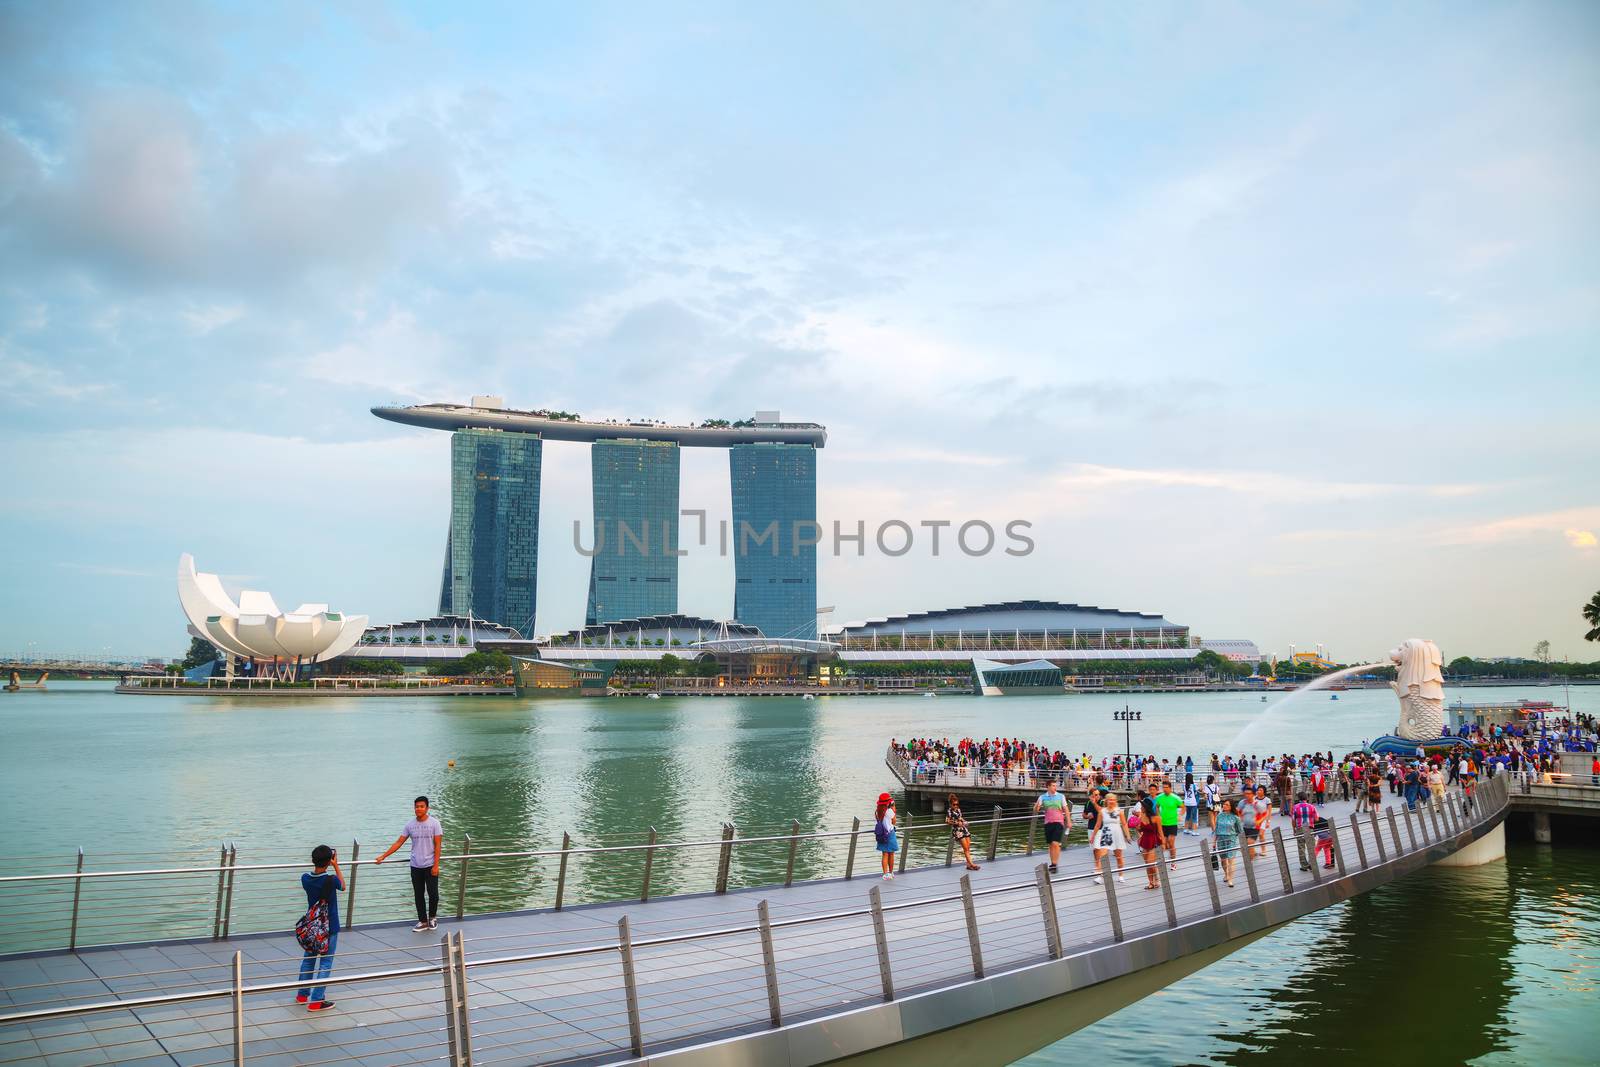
left=729, top=443, right=817, bottom=640
left=587, top=439, right=680, bottom=625
left=437, top=429, right=541, bottom=636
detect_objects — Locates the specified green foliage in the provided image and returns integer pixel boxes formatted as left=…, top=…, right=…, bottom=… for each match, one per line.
left=426, top=650, right=514, bottom=677
left=335, top=657, right=405, bottom=676
left=179, top=637, right=219, bottom=670
left=1446, top=656, right=1600, bottom=680
left=1587, top=591, right=1600, bottom=643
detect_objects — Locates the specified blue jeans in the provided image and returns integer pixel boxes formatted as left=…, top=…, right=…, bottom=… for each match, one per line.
left=298, top=931, right=337, bottom=1003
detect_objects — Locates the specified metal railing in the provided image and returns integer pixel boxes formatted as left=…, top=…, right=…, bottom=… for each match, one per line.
left=0, top=805, right=1060, bottom=955
left=0, top=775, right=1510, bottom=1066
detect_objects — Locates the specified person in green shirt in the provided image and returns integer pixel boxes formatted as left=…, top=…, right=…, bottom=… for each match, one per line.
left=1155, top=779, right=1184, bottom=871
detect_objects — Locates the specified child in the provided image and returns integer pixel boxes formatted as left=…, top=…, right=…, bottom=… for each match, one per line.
left=1313, top=817, right=1334, bottom=870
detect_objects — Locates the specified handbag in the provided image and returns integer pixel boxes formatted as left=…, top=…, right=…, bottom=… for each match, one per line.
left=295, top=875, right=335, bottom=955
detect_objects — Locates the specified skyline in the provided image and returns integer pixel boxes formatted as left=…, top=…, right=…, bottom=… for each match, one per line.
left=2, top=3, right=1597, bottom=660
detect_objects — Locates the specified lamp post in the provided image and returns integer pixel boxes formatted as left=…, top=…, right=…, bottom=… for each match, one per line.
left=1114, top=706, right=1142, bottom=777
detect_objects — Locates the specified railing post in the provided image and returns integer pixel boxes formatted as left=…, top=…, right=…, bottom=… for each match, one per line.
left=455, top=834, right=473, bottom=920
left=1100, top=858, right=1125, bottom=940
left=1271, top=829, right=1293, bottom=893
left=618, top=917, right=644, bottom=1057
left=757, top=900, right=781, bottom=1027
left=1034, top=864, right=1063, bottom=958
left=1449, top=795, right=1464, bottom=835
left=897, top=814, right=912, bottom=874
left=986, top=805, right=1002, bottom=861
left=68, top=848, right=84, bottom=952
left=555, top=831, right=571, bottom=910
left=1155, top=853, right=1178, bottom=927
left=231, top=950, right=244, bottom=1066
left=452, top=931, right=473, bottom=1066
left=641, top=827, right=657, bottom=902
left=1238, top=825, right=1261, bottom=903
left=222, top=845, right=238, bottom=938
left=345, top=840, right=360, bottom=929
left=784, top=821, right=799, bottom=887
left=1300, top=826, right=1322, bottom=884
left=1370, top=810, right=1387, bottom=862
left=1403, top=808, right=1419, bottom=851
left=845, top=817, right=860, bottom=881
left=1387, top=810, right=1403, bottom=855
left=868, top=885, right=894, bottom=1001
left=1328, top=821, right=1347, bottom=878
left=716, top=824, right=735, bottom=894
left=945, top=819, right=956, bottom=868
left=1199, top=838, right=1222, bottom=915
left=1430, top=801, right=1444, bottom=844
left=959, top=874, right=984, bottom=978
left=1025, top=812, right=1038, bottom=855
left=212, top=842, right=228, bottom=940
left=441, top=934, right=461, bottom=1066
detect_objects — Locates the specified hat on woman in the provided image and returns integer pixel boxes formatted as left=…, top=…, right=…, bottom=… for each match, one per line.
left=878, top=792, right=893, bottom=804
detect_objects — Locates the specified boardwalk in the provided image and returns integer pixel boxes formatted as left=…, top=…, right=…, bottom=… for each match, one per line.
left=0, top=778, right=1509, bottom=1067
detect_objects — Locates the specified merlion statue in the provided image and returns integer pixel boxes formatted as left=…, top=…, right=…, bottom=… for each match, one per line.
left=1389, top=638, right=1445, bottom=741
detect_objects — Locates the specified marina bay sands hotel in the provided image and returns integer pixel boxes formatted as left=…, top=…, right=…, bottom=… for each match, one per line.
left=372, top=398, right=825, bottom=641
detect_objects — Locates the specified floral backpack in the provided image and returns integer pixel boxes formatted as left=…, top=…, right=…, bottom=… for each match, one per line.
left=295, top=877, right=335, bottom=955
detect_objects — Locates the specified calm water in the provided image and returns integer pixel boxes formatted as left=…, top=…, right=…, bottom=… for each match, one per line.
left=5, top=681, right=1597, bottom=1061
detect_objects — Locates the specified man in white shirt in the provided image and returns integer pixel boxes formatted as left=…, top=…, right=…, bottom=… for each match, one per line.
left=375, top=796, right=444, bottom=932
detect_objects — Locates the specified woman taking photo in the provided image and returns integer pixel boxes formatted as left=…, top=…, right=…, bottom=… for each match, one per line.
left=874, top=792, right=898, bottom=880
left=945, top=794, right=980, bottom=871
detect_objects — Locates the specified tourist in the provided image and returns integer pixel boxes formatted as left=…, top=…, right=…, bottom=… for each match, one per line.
left=875, top=792, right=898, bottom=879
left=1352, top=760, right=1368, bottom=813
left=1034, top=779, right=1072, bottom=874
left=1403, top=762, right=1421, bottom=812
left=1429, top=763, right=1445, bottom=806
left=1366, top=763, right=1384, bottom=812
left=1290, top=792, right=1318, bottom=871
left=295, top=844, right=343, bottom=1011
left=1182, top=779, right=1200, bottom=836
left=1134, top=784, right=1163, bottom=890
left=1155, top=779, right=1183, bottom=870
left=1210, top=798, right=1242, bottom=888
left=945, top=794, right=980, bottom=871
left=1203, top=774, right=1219, bottom=817
left=1591, top=754, right=1599, bottom=786
left=1248, top=784, right=1272, bottom=859
left=1313, top=816, right=1335, bottom=870
left=1311, top=764, right=1327, bottom=805
left=1089, top=791, right=1130, bottom=884
left=373, top=795, right=443, bottom=932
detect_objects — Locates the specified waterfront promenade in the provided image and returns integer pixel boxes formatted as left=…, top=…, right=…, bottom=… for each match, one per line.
left=0, top=777, right=1509, bottom=1066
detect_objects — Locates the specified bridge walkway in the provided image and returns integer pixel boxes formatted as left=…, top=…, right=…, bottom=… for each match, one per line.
left=0, top=780, right=1509, bottom=1067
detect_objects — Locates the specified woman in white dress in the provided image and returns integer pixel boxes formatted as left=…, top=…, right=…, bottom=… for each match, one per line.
left=1090, top=791, right=1131, bottom=884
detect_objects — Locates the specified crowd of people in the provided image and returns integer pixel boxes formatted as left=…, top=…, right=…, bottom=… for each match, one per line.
left=883, top=724, right=1600, bottom=889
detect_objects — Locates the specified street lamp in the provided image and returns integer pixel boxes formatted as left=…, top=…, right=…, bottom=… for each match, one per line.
left=1114, top=705, right=1143, bottom=774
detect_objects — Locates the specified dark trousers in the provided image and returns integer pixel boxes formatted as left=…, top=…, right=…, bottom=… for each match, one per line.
left=410, top=866, right=439, bottom=922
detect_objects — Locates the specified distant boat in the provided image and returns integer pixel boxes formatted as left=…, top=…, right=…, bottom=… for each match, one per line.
left=1330, top=693, right=1340, bottom=701
left=1260, top=695, right=1268, bottom=702
left=925, top=692, right=937, bottom=698
left=645, top=692, right=661, bottom=700
left=802, top=693, right=816, bottom=700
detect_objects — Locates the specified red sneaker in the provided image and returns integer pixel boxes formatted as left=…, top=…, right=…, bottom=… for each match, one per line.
left=307, top=1001, right=335, bottom=1011
left=295, top=994, right=308, bottom=1004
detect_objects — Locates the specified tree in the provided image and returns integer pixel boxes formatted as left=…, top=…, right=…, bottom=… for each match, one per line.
left=1534, top=639, right=1551, bottom=664
left=179, top=637, right=220, bottom=670
left=1585, top=591, right=1600, bottom=643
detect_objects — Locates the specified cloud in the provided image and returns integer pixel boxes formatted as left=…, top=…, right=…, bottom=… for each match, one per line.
left=3, top=90, right=458, bottom=288
left=1565, top=529, right=1597, bottom=550
left=1, top=352, right=108, bottom=402
left=1053, top=463, right=1487, bottom=503
left=55, top=563, right=156, bottom=578
left=1433, top=506, right=1600, bottom=548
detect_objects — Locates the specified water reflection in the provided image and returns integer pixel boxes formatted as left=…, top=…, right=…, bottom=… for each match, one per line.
left=1016, top=847, right=1598, bottom=1067
left=723, top=698, right=828, bottom=888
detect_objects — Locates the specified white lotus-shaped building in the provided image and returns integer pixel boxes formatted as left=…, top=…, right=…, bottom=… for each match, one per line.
left=178, top=554, right=368, bottom=664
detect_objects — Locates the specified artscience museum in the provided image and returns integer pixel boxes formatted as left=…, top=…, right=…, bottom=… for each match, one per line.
left=177, top=554, right=368, bottom=677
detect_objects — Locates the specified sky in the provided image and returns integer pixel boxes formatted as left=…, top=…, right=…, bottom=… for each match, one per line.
left=1, top=1, right=1597, bottom=664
